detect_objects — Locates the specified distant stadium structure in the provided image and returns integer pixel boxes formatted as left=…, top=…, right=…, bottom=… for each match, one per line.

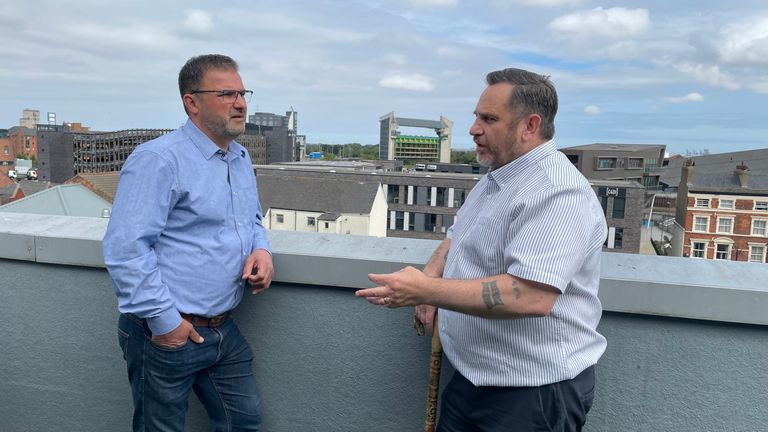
left=379, top=112, right=452, bottom=163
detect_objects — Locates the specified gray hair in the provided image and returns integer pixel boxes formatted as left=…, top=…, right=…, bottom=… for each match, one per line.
left=178, top=54, right=239, bottom=97
left=486, top=68, right=558, bottom=140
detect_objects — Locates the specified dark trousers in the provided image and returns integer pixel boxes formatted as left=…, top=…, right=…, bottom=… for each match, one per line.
left=437, top=366, right=595, bottom=432
left=118, top=313, right=262, bottom=432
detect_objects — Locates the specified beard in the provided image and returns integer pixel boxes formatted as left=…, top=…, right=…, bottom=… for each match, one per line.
left=203, top=116, right=244, bottom=142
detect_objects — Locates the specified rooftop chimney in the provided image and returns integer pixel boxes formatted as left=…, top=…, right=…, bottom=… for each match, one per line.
left=735, top=162, right=749, bottom=188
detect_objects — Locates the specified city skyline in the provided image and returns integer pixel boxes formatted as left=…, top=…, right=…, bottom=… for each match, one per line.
left=2, top=0, right=768, bottom=155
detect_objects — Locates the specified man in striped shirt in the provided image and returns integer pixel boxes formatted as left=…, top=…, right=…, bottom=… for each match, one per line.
left=357, top=68, right=607, bottom=431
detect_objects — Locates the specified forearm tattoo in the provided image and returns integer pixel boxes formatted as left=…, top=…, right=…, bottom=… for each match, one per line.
left=481, top=281, right=504, bottom=309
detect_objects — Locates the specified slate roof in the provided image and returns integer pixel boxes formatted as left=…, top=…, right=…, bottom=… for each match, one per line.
left=65, top=172, right=120, bottom=203
left=257, top=173, right=380, bottom=214
left=660, top=148, right=768, bottom=188
left=17, top=179, right=51, bottom=196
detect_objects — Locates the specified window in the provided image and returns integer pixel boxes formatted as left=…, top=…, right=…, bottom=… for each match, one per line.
left=627, top=158, right=643, bottom=169
left=436, top=187, right=447, bottom=207
left=395, top=211, right=404, bottom=230
left=324, top=222, right=329, bottom=229
left=307, top=217, right=316, bottom=227
left=612, top=197, right=625, bottom=219
left=749, top=245, right=766, bottom=263
left=276, top=214, right=284, bottom=224
left=695, top=198, right=710, bottom=208
left=755, top=201, right=768, bottom=211
left=387, top=184, right=399, bottom=204
left=614, top=228, right=624, bottom=248
left=715, top=244, right=730, bottom=260
left=692, top=242, right=706, bottom=258
left=753, top=219, right=767, bottom=236
left=600, top=196, right=608, bottom=216
left=2, top=145, right=8, bottom=155
left=596, top=157, right=617, bottom=169
left=425, top=213, right=437, bottom=232
left=453, top=189, right=466, bottom=207
left=719, top=199, right=734, bottom=209
left=717, top=217, right=733, bottom=234
left=693, top=216, right=709, bottom=232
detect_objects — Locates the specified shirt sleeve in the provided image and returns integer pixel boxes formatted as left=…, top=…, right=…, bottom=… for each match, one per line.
left=251, top=191, right=271, bottom=254
left=505, top=186, right=604, bottom=292
left=102, top=150, right=182, bottom=335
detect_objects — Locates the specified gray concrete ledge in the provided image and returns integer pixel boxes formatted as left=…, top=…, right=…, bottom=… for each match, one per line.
left=1, top=212, right=766, bottom=325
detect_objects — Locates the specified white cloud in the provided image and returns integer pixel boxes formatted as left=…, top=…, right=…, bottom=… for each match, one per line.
left=715, top=15, right=768, bottom=66
left=378, top=73, right=435, bottom=91
left=674, top=63, right=740, bottom=90
left=583, top=105, right=601, bottom=114
left=183, top=9, right=213, bottom=34
left=667, top=92, right=704, bottom=103
left=409, top=0, right=458, bottom=7
left=547, top=7, right=650, bottom=39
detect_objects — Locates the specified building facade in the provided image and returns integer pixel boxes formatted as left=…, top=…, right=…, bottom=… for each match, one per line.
left=256, top=165, right=479, bottom=240
left=674, top=161, right=768, bottom=262
left=379, top=112, right=452, bottom=163
left=561, top=143, right=666, bottom=190
left=591, top=180, right=645, bottom=254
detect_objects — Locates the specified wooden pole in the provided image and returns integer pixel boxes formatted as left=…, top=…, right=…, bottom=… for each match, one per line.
left=424, top=317, right=442, bottom=432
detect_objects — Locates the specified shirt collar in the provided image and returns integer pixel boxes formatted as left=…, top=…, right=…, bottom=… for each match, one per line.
left=182, top=119, right=235, bottom=161
left=487, top=139, right=557, bottom=186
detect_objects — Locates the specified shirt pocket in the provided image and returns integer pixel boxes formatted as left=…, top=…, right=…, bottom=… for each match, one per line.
left=462, top=216, right=507, bottom=274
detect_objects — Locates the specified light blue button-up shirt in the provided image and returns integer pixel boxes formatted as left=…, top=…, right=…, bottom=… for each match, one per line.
left=103, top=120, right=271, bottom=335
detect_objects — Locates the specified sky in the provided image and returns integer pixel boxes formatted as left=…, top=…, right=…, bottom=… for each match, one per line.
left=2, top=0, right=768, bottom=155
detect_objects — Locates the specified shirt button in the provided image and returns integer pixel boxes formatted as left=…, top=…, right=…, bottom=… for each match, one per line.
left=233, top=192, right=237, bottom=195
left=238, top=222, right=242, bottom=226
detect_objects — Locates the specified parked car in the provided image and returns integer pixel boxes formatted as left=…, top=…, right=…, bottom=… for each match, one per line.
left=26, top=169, right=38, bottom=180
left=7, top=170, right=17, bottom=180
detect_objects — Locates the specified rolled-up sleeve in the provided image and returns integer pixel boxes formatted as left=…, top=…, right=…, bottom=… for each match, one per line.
left=103, top=151, right=182, bottom=335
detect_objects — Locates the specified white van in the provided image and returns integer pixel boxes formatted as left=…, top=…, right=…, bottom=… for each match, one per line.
left=7, top=170, right=17, bottom=180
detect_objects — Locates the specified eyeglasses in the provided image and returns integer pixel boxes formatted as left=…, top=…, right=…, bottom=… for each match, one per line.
left=190, top=89, right=253, bottom=103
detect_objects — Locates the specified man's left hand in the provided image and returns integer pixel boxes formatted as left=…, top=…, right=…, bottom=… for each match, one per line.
left=242, top=249, right=274, bottom=294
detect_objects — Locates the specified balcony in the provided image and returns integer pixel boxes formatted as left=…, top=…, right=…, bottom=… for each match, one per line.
left=1, top=213, right=767, bottom=431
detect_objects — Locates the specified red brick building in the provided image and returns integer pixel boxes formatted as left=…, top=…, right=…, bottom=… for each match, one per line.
left=675, top=161, right=768, bottom=262
left=8, top=127, right=38, bottom=159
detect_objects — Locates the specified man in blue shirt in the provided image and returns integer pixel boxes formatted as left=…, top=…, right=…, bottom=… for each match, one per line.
left=104, top=54, right=273, bottom=431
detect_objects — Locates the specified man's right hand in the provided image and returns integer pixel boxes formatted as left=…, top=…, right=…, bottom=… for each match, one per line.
left=415, top=304, right=438, bottom=335
left=151, top=319, right=204, bottom=348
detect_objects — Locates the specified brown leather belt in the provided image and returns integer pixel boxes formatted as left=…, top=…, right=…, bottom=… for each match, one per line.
left=180, top=312, right=229, bottom=327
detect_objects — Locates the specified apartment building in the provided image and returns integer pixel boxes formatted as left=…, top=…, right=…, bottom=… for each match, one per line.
left=673, top=160, right=768, bottom=262
left=561, top=143, right=666, bottom=190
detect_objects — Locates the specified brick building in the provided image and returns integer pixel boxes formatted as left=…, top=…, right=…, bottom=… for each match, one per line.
left=674, top=161, right=768, bottom=262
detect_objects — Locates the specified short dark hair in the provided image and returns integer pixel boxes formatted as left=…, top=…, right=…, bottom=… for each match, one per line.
left=178, top=54, right=239, bottom=97
left=486, top=68, right=558, bottom=140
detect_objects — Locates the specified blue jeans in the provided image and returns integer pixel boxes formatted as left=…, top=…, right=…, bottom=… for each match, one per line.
left=118, top=313, right=262, bottom=432
left=437, top=366, right=595, bottom=432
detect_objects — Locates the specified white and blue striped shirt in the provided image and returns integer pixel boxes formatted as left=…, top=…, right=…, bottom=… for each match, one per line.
left=440, top=139, right=608, bottom=387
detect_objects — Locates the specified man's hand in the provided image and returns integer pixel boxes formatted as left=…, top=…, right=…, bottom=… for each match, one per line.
left=356, top=266, right=429, bottom=308
left=242, top=249, right=274, bottom=294
left=151, top=319, right=203, bottom=348
left=415, top=304, right=437, bottom=335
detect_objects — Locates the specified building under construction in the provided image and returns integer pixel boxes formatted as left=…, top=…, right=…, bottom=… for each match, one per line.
left=379, top=112, right=452, bottom=163
left=72, top=129, right=268, bottom=176
left=73, top=129, right=173, bottom=174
